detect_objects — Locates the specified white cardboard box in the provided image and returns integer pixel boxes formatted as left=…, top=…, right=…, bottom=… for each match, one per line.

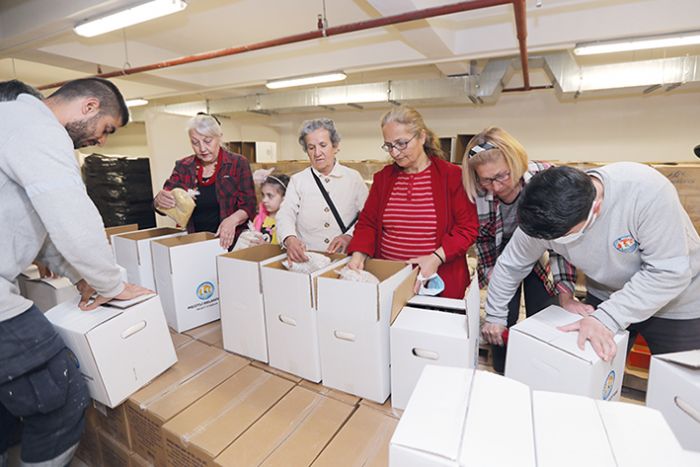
left=533, top=390, right=690, bottom=467
left=316, top=259, right=415, bottom=402
left=647, top=349, right=700, bottom=452
left=261, top=253, right=350, bottom=382
left=390, top=365, right=535, bottom=467
left=505, top=305, right=629, bottom=400
left=45, top=295, right=177, bottom=408
left=152, top=232, right=226, bottom=333
left=217, top=244, right=287, bottom=362
left=113, top=227, right=185, bottom=290
left=17, top=265, right=78, bottom=312
left=389, top=272, right=480, bottom=410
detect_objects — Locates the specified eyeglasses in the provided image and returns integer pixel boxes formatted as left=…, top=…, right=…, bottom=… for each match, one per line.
left=381, top=134, right=416, bottom=153
left=478, top=171, right=511, bottom=186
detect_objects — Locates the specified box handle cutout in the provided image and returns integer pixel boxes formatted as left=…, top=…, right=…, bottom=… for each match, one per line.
left=278, top=315, right=297, bottom=326
left=121, top=321, right=147, bottom=339
left=674, top=396, right=700, bottom=424
left=412, top=348, right=439, bottom=360
left=333, top=331, right=356, bottom=342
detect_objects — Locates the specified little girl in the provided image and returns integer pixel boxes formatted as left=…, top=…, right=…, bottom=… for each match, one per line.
left=252, top=172, right=289, bottom=244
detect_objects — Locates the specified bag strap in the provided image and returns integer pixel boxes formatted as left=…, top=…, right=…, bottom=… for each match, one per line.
left=310, top=170, right=358, bottom=234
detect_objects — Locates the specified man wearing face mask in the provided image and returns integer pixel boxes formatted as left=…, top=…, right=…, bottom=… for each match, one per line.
left=0, top=78, right=151, bottom=466
left=481, top=163, right=700, bottom=362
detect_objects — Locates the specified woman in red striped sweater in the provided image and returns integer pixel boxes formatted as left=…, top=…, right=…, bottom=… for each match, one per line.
left=347, top=107, right=479, bottom=299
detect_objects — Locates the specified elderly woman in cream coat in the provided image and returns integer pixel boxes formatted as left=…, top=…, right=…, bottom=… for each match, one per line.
left=277, top=118, right=369, bottom=262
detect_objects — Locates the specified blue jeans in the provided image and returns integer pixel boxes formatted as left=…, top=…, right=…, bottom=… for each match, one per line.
left=0, top=306, right=89, bottom=464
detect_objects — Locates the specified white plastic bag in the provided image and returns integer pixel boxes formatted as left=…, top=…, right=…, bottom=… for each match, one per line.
left=232, top=222, right=265, bottom=251
left=283, top=252, right=331, bottom=274
left=336, top=266, right=380, bottom=284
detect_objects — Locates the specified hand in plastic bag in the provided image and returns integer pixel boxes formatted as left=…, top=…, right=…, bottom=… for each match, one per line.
left=232, top=222, right=266, bottom=251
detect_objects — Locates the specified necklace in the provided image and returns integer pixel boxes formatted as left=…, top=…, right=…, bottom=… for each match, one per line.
left=196, top=149, right=222, bottom=187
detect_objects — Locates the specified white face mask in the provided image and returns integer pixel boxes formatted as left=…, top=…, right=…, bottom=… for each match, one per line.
left=552, top=201, right=598, bottom=245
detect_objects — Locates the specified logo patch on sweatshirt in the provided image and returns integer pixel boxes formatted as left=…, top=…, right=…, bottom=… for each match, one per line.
left=613, top=235, right=638, bottom=253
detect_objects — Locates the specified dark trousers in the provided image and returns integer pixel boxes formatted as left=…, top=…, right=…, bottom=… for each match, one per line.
left=491, top=269, right=558, bottom=374
left=0, top=306, right=89, bottom=464
left=585, top=294, right=700, bottom=355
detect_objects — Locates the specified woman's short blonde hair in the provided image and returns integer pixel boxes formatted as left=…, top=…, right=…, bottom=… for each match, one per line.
left=461, top=127, right=529, bottom=202
left=186, top=113, right=223, bottom=139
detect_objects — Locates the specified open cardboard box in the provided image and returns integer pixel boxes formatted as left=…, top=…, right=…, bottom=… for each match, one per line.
left=113, top=227, right=186, bottom=290
left=647, top=349, right=700, bottom=452
left=152, top=232, right=226, bottom=332
left=261, top=252, right=350, bottom=382
left=389, top=272, right=480, bottom=410
left=217, top=244, right=286, bottom=362
left=505, top=305, right=629, bottom=401
left=125, top=340, right=248, bottom=465
left=45, top=294, right=177, bottom=408
left=17, top=264, right=78, bottom=312
left=316, top=259, right=415, bottom=402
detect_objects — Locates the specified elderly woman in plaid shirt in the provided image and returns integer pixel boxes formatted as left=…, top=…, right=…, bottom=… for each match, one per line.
left=154, top=113, right=257, bottom=250
left=462, top=127, right=591, bottom=373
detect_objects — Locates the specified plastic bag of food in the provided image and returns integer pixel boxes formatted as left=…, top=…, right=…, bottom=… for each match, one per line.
left=283, top=252, right=331, bottom=274
left=161, top=188, right=197, bottom=227
left=336, top=266, right=380, bottom=284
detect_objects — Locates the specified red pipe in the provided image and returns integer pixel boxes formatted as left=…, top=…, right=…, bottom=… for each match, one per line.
left=38, top=0, right=529, bottom=91
left=512, top=0, right=530, bottom=90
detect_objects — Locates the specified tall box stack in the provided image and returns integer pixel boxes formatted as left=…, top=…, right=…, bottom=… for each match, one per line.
left=83, top=153, right=156, bottom=229
left=113, top=227, right=186, bottom=290
left=505, top=305, right=629, bottom=400
left=316, top=259, right=415, bottom=402
left=217, top=244, right=287, bottom=362
left=261, top=253, right=350, bottom=382
left=652, top=163, right=700, bottom=232
left=389, top=272, right=480, bottom=409
left=647, top=349, right=700, bottom=452
left=45, top=295, right=177, bottom=408
left=152, top=232, right=226, bottom=332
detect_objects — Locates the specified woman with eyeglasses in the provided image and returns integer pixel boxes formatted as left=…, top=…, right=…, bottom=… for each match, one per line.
left=154, top=113, right=257, bottom=250
left=347, top=106, right=478, bottom=299
left=462, top=127, right=584, bottom=373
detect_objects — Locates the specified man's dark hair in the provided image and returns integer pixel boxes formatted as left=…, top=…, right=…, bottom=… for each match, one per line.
left=0, top=79, right=43, bottom=101
left=49, top=77, right=129, bottom=126
left=517, top=166, right=596, bottom=239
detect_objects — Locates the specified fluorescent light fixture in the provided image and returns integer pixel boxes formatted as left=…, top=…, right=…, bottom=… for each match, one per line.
left=574, top=31, right=700, bottom=56
left=74, top=0, right=187, bottom=38
left=266, top=72, right=347, bottom=90
left=126, top=98, right=149, bottom=107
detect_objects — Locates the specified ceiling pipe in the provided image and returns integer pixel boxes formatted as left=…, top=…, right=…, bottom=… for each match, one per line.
left=512, top=0, right=530, bottom=90
left=38, top=0, right=528, bottom=91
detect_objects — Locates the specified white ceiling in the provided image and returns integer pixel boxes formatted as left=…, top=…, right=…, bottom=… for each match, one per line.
left=1, top=0, right=699, bottom=106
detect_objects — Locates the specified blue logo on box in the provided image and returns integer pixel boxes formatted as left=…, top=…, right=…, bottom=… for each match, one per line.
left=196, top=281, right=215, bottom=300
left=602, top=370, right=616, bottom=400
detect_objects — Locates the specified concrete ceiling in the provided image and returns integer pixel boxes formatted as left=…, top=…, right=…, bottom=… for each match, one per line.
left=1, top=0, right=699, bottom=107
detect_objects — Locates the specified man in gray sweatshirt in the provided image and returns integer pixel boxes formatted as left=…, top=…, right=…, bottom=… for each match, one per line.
left=482, top=163, right=700, bottom=362
left=0, top=78, right=151, bottom=466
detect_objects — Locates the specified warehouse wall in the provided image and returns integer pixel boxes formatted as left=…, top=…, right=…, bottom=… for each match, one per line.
left=271, top=89, right=700, bottom=163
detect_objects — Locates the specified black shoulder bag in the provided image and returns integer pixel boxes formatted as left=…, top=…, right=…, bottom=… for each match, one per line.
left=310, top=170, right=359, bottom=234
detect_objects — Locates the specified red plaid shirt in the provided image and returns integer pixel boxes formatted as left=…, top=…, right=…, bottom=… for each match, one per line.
left=475, top=161, right=576, bottom=295
left=162, top=148, right=256, bottom=236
